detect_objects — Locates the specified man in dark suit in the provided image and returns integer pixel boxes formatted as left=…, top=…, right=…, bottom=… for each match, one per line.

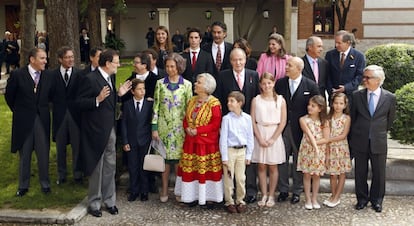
left=121, top=79, right=153, bottom=202
left=77, top=49, right=131, bottom=217
left=80, top=47, right=103, bottom=76
left=350, top=65, right=396, bottom=213
left=325, top=30, right=366, bottom=105
left=202, top=21, right=233, bottom=78
left=5, top=48, right=53, bottom=196
left=181, top=27, right=214, bottom=85
left=143, top=48, right=168, bottom=78
left=275, top=56, right=319, bottom=204
left=51, top=46, right=83, bottom=184
left=302, top=36, right=328, bottom=97
left=214, top=48, right=260, bottom=203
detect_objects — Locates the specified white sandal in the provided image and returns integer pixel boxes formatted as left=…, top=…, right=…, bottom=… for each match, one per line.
left=258, top=195, right=268, bottom=207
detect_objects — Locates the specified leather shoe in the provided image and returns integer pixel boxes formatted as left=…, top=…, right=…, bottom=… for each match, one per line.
left=236, top=204, right=247, bottom=213
left=140, top=193, right=149, bottom=201
left=106, top=206, right=119, bottom=215
left=372, top=203, right=382, bottom=212
left=16, top=189, right=28, bottom=197
left=226, top=204, right=238, bottom=214
left=128, top=193, right=139, bottom=202
left=291, top=194, right=300, bottom=204
left=88, top=209, right=102, bottom=217
left=245, top=195, right=257, bottom=203
left=41, top=187, right=51, bottom=194
left=277, top=192, right=289, bottom=202
left=355, top=202, right=368, bottom=210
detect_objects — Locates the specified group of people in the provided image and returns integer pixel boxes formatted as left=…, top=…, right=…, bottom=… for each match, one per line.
left=5, top=20, right=396, bottom=219
left=0, top=31, right=20, bottom=78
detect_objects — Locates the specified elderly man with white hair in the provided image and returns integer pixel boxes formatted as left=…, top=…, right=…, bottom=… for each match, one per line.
left=350, top=65, right=396, bottom=213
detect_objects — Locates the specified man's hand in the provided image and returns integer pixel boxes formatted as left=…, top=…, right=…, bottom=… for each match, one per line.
left=332, top=85, right=345, bottom=94
left=123, top=144, right=131, bottom=152
left=118, top=80, right=132, bottom=96
left=97, top=85, right=111, bottom=103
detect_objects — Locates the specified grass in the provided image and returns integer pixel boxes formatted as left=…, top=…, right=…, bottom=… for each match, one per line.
left=0, top=61, right=133, bottom=210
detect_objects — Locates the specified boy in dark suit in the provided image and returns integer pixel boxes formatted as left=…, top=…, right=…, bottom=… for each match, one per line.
left=121, top=79, right=153, bottom=202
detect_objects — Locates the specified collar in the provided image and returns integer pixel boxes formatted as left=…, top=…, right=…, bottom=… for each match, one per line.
left=341, top=47, right=351, bottom=57
left=133, top=97, right=144, bottom=103
left=60, top=65, right=71, bottom=75
left=305, top=54, right=318, bottom=63
left=136, top=71, right=149, bottom=80
left=97, top=67, right=110, bottom=81
left=289, top=74, right=302, bottom=83
left=28, top=65, right=39, bottom=76
left=368, top=87, right=381, bottom=96
left=233, top=69, right=245, bottom=76
left=190, top=48, right=200, bottom=54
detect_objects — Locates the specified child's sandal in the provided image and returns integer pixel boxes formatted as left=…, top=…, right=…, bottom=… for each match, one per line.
left=266, top=196, right=275, bottom=207
left=258, top=195, right=268, bottom=207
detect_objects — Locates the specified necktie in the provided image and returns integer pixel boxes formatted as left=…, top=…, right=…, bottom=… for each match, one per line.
left=313, top=59, right=319, bottom=84
left=136, top=101, right=140, bottom=114
left=340, top=52, right=346, bottom=68
left=191, top=51, right=197, bottom=71
left=34, top=71, right=40, bottom=93
left=369, top=92, right=375, bottom=116
left=237, top=73, right=243, bottom=90
left=216, top=45, right=222, bottom=71
left=64, top=69, right=69, bottom=85
left=290, top=80, right=296, bottom=97
left=107, top=76, right=113, bottom=89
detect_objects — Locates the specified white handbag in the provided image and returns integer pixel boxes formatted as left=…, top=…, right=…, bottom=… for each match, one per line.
left=143, top=140, right=165, bottom=172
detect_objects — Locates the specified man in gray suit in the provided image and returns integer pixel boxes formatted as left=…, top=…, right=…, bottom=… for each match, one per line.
left=350, top=65, right=396, bottom=213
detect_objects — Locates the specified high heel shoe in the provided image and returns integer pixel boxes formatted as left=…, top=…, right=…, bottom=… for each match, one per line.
left=258, top=195, right=267, bottom=207
left=266, top=196, right=275, bottom=207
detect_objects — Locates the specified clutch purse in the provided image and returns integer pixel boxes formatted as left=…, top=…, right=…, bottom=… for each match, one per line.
left=143, top=140, right=165, bottom=172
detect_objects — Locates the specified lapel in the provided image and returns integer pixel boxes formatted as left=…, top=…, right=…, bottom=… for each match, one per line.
left=361, top=89, right=370, bottom=116
left=96, top=70, right=115, bottom=108
left=374, top=88, right=387, bottom=116
left=303, top=57, right=313, bottom=78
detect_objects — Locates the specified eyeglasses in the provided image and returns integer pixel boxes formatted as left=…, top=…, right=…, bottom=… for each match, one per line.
left=111, top=61, right=120, bottom=65
left=362, top=76, right=375, bottom=80
left=133, top=61, right=141, bottom=65
left=63, top=55, right=74, bottom=59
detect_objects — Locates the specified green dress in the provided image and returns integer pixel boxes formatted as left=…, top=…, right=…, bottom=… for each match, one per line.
left=152, top=76, right=193, bottom=160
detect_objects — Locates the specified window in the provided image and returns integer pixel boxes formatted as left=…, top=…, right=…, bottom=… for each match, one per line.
left=313, top=1, right=334, bottom=34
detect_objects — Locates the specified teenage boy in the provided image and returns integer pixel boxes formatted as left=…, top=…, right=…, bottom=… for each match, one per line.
left=219, top=91, right=254, bottom=214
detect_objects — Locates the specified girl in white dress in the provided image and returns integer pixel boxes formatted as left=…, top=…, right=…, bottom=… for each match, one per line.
left=251, top=72, right=287, bottom=207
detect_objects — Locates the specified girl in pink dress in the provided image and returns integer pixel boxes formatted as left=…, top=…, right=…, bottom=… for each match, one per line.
left=297, top=95, right=330, bottom=210
left=251, top=72, right=287, bottom=207
left=324, top=93, right=352, bottom=208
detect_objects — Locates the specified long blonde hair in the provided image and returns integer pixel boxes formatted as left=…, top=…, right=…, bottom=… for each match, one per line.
left=259, top=72, right=278, bottom=106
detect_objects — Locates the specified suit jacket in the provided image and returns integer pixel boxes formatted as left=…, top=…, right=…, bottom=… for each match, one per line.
left=275, top=76, right=320, bottom=147
left=202, top=41, right=233, bottom=77
left=5, top=66, right=54, bottom=153
left=214, top=68, right=260, bottom=115
left=155, top=67, right=168, bottom=78
left=325, top=48, right=366, bottom=98
left=76, top=69, right=117, bottom=175
left=181, top=49, right=214, bottom=84
left=302, top=55, right=328, bottom=96
left=121, top=99, right=153, bottom=147
left=350, top=88, right=396, bottom=154
left=51, top=66, right=82, bottom=141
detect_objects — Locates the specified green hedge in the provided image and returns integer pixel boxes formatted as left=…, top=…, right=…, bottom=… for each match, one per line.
left=365, top=43, right=414, bottom=93
left=391, top=82, right=414, bottom=144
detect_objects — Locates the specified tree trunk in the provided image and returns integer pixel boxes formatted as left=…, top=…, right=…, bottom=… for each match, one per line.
left=44, top=0, right=80, bottom=68
left=87, top=0, right=103, bottom=49
left=19, top=0, right=37, bottom=67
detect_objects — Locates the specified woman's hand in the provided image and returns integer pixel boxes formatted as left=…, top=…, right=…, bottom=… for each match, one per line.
left=152, top=131, right=160, bottom=140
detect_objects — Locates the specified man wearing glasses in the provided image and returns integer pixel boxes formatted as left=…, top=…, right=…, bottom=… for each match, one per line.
left=77, top=49, right=131, bottom=217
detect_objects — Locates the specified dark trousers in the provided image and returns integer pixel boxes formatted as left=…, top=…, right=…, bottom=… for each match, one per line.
left=278, top=124, right=303, bottom=195
left=127, top=142, right=150, bottom=194
left=56, top=111, right=82, bottom=180
left=19, top=115, right=50, bottom=189
left=245, top=163, right=258, bottom=197
left=354, top=141, right=387, bottom=205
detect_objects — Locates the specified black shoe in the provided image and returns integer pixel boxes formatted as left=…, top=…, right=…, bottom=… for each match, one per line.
left=56, top=178, right=66, bottom=185
left=16, top=189, right=28, bottom=197
left=277, top=192, right=289, bottom=202
left=355, top=202, right=368, bottom=210
left=106, top=206, right=119, bottom=215
left=290, top=194, right=300, bottom=204
left=140, top=193, right=149, bottom=201
left=88, top=208, right=102, bottom=217
left=245, top=195, right=257, bottom=203
left=372, top=203, right=382, bottom=212
left=42, top=187, right=51, bottom=194
left=128, top=193, right=139, bottom=202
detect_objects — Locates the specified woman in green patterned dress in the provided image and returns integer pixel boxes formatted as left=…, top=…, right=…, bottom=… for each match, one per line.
left=152, top=53, right=193, bottom=202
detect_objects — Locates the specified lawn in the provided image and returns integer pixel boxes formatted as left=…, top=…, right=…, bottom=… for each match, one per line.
left=0, top=61, right=133, bottom=210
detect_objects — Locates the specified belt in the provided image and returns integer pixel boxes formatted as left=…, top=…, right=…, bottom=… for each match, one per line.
left=230, top=145, right=247, bottom=149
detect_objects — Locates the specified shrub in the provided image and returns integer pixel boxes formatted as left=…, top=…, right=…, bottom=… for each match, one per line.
left=390, top=82, right=414, bottom=144
left=365, top=43, right=414, bottom=93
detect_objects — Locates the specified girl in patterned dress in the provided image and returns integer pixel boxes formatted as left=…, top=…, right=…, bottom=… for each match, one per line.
left=297, top=95, right=330, bottom=210
left=324, top=93, right=352, bottom=208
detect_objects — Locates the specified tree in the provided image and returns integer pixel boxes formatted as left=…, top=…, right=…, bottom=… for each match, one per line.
left=19, top=0, right=37, bottom=67
left=334, top=0, right=352, bottom=30
left=44, top=0, right=80, bottom=68
left=86, top=0, right=103, bottom=49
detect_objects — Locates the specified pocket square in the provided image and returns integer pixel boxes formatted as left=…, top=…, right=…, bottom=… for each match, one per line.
left=350, top=64, right=355, bottom=68
left=304, top=92, right=310, bottom=95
